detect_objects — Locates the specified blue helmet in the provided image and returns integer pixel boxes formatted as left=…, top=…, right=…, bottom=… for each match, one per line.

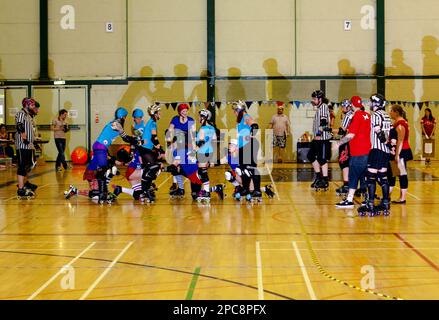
left=115, top=107, right=128, bottom=119
left=132, top=108, right=144, bottom=118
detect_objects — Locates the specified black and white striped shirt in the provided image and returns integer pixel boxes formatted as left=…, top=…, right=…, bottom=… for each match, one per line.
left=312, top=103, right=331, bottom=140
left=341, top=110, right=354, bottom=130
left=370, top=109, right=391, bottom=153
left=15, top=108, right=36, bottom=150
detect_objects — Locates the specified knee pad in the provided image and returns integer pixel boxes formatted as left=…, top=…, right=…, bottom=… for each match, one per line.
left=377, top=171, right=388, bottom=185
left=400, top=175, right=408, bottom=189
left=225, top=170, right=236, bottom=182
left=105, top=165, right=118, bottom=179
left=88, top=190, right=100, bottom=199
left=142, top=164, right=160, bottom=181
left=198, top=167, right=209, bottom=183
left=165, top=164, right=179, bottom=176
left=366, top=171, right=377, bottom=185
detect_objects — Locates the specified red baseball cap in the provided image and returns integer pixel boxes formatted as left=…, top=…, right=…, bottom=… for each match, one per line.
left=350, top=96, right=363, bottom=108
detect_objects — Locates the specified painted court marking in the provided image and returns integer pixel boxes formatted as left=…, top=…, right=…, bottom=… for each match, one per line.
left=27, top=242, right=96, bottom=300
left=79, top=241, right=133, bottom=300
left=292, top=241, right=317, bottom=300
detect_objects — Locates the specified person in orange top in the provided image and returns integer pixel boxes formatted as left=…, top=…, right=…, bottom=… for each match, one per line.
left=389, top=105, right=413, bottom=204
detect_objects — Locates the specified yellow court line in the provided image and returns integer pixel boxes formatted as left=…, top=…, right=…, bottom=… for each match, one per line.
left=289, top=203, right=404, bottom=300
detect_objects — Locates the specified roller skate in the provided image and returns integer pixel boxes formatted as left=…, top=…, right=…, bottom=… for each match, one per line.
left=335, top=185, right=349, bottom=196
left=169, top=182, right=178, bottom=194
left=357, top=202, right=379, bottom=217
left=233, top=186, right=245, bottom=201
left=310, top=174, right=320, bottom=188
left=106, top=192, right=117, bottom=204
left=17, top=188, right=35, bottom=200
left=213, top=184, right=225, bottom=200
left=151, top=183, right=158, bottom=192
left=251, top=190, right=263, bottom=203
left=196, top=190, right=211, bottom=204
left=139, top=190, right=155, bottom=203
left=375, top=200, right=391, bottom=216
left=64, top=184, right=78, bottom=199
left=24, top=181, right=38, bottom=192
left=314, top=178, right=329, bottom=191
left=264, top=184, right=275, bottom=198
left=170, top=188, right=185, bottom=199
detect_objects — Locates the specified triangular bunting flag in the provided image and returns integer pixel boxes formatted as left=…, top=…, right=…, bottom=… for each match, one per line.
left=170, top=102, right=178, bottom=110
left=425, top=101, right=429, bottom=107
left=215, top=101, right=222, bottom=109
left=155, top=101, right=161, bottom=106
left=294, top=101, right=301, bottom=108
left=417, top=102, right=423, bottom=110
left=245, top=101, right=253, bottom=109
left=257, top=101, right=263, bottom=106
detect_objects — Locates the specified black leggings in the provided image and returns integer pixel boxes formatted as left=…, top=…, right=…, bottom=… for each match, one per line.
left=55, top=138, right=67, bottom=169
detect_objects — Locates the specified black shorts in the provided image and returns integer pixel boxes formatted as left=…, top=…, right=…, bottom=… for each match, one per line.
left=338, top=143, right=350, bottom=169
left=17, top=149, right=35, bottom=176
left=400, top=148, right=413, bottom=162
left=367, top=149, right=390, bottom=170
left=307, top=140, right=331, bottom=165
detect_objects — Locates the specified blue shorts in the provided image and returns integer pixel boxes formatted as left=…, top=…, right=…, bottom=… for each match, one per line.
left=348, top=155, right=368, bottom=190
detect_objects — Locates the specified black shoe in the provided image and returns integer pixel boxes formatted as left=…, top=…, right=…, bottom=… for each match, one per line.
left=264, top=184, right=275, bottom=198
left=112, top=185, right=122, bottom=196
left=214, top=184, right=224, bottom=200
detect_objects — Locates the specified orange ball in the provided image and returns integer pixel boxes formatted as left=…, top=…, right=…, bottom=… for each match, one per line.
left=71, top=147, right=89, bottom=165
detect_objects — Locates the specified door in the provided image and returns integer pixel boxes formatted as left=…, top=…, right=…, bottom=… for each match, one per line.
left=33, top=86, right=88, bottom=161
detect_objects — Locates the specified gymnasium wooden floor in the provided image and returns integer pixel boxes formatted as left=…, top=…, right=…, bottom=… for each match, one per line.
left=0, top=161, right=438, bottom=300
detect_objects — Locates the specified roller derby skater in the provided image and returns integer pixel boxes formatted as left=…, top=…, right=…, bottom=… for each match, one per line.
left=307, top=90, right=332, bottom=191
left=232, top=100, right=263, bottom=203
left=332, top=96, right=371, bottom=210
left=15, top=97, right=41, bottom=200
left=357, top=93, right=392, bottom=216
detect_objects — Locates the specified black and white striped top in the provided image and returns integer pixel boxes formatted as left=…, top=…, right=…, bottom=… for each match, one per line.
left=312, top=103, right=331, bottom=140
left=341, top=110, right=355, bottom=130
left=15, top=108, right=36, bottom=150
left=370, top=109, right=392, bottom=153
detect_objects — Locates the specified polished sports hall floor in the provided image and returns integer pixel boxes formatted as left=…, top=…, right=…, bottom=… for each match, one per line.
left=0, top=160, right=438, bottom=300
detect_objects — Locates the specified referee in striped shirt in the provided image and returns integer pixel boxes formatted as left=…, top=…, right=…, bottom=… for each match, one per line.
left=15, top=97, right=40, bottom=197
left=307, top=90, right=332, bottom=189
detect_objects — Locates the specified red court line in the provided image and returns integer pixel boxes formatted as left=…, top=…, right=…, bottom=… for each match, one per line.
left=394, top=233, right=439, bottom=273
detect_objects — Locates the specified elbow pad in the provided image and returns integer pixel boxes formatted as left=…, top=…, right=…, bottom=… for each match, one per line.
left=320, top=119, right=328, bottom=127
left=152, top=134, right=160, bottom=146
left=338, top=127, right=346, bottom=136
left=196, top=140, right=205, bottom=148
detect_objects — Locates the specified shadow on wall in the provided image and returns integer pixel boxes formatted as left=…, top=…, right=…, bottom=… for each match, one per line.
left=337, top=58, right=360, bottom=102
left=262, top=58, right=291, bottom=104
left=118, top=66, right=154, bottom=109
left=422, top=35, right=439, bottom=101
left=386, top=49, right=415, bottom=102
left=216, top=67, right=247, bottom=130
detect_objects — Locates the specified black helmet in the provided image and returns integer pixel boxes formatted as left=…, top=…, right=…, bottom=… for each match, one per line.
left=370, top=93, right=386, bottom=110
left=311, top=90, right=325, bottom=99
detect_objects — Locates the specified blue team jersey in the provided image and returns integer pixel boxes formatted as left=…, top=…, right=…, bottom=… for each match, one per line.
left=237, top=114, right=251, bottom=148
left=141, top=118, right=157, bottom=150
left=133, top=120, right=145, bottom=136
left=96, top=120, right=122, bottom=148
left=128, top=149, right=142, bottom=169
left=196, top=124, right=216, bottom=154
left=171, top=116, right=195, bottom=133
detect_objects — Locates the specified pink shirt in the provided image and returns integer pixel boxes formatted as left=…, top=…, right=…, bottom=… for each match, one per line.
left=269, top=114, right=290, bottom=136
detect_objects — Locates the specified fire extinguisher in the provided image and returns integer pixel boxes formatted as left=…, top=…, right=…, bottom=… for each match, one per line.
left=95, top=112, right=99, bottom=124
